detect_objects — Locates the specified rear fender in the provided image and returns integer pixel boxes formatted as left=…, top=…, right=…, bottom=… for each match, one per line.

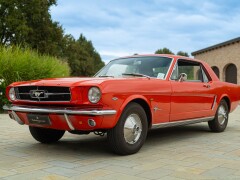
left=218, top=94, right=231, bottom=112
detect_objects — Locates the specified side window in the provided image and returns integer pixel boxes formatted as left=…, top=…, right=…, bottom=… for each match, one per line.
left=201, top=66, right=209, bottom=82
left=171, top=59, right=207, bottom=82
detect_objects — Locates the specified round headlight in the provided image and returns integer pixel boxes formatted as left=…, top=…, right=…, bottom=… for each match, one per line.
left=9, top=87, right=16, bottom=101
left=88, top=87, right=101, bottom=103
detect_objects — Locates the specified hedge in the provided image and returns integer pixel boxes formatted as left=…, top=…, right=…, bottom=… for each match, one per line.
left=0, top=46, right=70, bottom=111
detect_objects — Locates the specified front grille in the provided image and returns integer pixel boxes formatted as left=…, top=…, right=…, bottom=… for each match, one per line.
left=15, top=86, right=71, bottom=102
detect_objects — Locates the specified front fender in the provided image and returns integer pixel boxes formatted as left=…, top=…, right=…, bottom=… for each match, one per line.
left=101, top=94, right=151, bottom=129
left=114, top=95, right=151, bottom=126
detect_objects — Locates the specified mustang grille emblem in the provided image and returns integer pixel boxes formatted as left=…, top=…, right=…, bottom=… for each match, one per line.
left=34, top=92, right=43, bottom=97
left=30, top=90, right=48, bottom=99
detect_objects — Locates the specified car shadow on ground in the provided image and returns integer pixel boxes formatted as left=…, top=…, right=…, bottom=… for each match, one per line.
left=20, top=123, right=215, bottom=157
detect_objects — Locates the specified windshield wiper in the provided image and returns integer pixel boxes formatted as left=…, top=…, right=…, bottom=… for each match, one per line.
left=99, top=75, right=114, bottom=77
left=122, top=73, right=151, bottom=79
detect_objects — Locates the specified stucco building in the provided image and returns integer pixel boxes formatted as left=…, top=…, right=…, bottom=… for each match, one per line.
left=192, top=37, right=240, bottom=84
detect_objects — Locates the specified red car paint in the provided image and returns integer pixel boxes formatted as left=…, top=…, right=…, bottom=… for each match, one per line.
left=4, top=54, right=240, bottom=131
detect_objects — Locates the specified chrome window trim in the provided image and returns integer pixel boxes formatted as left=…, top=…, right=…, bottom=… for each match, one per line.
left=169, top=61, right=178, bottom=81
left=163, top=57, right=174, bottom=80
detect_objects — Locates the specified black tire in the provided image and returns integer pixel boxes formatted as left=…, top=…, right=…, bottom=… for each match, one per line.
left=208, top=100, right=229, bottom=132
left=107, top=102, right=148, bottom=155
left=29, top=126, right=65, bottom=143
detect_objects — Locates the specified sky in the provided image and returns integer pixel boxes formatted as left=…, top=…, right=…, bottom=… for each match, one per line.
left=51, top=0, right=240, bottom=63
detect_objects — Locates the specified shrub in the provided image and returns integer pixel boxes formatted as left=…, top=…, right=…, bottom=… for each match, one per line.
left=0, top=46, right=70, bottom=111
left=0, top=79, right=8, bottom=112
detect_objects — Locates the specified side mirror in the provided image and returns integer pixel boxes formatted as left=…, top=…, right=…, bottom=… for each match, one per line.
left=178, top=73, right=187, bottom=82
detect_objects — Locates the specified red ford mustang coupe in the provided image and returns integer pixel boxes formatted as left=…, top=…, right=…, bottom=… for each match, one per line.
left=3, top=54, right=240, bottom=155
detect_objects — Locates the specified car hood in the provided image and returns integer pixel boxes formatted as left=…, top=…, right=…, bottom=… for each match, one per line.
left=10, top=77, right=113, bottom=87
left=10, top=77, right=166, bottom=89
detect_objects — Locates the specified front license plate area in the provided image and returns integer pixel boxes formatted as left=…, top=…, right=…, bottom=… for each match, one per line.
left=27, top=114, right=51, bottom=125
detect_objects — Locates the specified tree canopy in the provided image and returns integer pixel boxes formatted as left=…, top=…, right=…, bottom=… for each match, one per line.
left=177, top=51, right=189, bottom=57
left=155, top=47, right=174, bottom=55
left=64, top=34, right=104, bottom=76
left=155, top=48, right=189, bottom=57
left=0, top=0, right=64, bottom=56
left=0, top=0, right=104, bottom=76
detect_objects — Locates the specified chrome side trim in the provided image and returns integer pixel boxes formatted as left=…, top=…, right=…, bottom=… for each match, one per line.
left=211, top=95, right=217, bottom=110
left=3, top=105, right=117, bottom=116
left=11, top=111, right=24, bottom=125
left=64, top=114, right=75, bottom=130
left=151, top=116, right=214, bottom=129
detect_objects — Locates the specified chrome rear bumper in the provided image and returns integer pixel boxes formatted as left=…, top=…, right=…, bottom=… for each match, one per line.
left=3, top=105, right=117, bottom=116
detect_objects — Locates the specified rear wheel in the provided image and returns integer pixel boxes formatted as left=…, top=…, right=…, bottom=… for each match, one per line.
left=107, top=102, right=148, bottom=155
left=208, top=100, right=229, bottom=132
left=29, top=126, right=65, bottom=143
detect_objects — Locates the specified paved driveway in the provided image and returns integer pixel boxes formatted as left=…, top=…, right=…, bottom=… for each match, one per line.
left=1, top=107, right=240, bottom=180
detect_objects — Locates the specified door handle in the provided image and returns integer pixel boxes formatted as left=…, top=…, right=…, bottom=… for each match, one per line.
left=203, top=84, right=210, bottom=88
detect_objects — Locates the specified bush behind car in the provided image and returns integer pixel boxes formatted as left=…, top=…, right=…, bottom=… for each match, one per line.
left=0, top=46, right=70, bottom=112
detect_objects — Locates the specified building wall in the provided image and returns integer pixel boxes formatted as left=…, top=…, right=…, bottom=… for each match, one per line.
left=193, top=41, right=240, bottom=84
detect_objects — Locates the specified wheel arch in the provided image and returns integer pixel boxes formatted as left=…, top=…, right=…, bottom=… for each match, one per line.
left=116, top=95, right=152, bottom=129
left=131, top=98, right=152, bottom=129
left=220, top=95, right=231, bottom=111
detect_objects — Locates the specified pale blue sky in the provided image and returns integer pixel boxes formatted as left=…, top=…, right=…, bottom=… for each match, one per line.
left=51, top=0, right=240, bottom=62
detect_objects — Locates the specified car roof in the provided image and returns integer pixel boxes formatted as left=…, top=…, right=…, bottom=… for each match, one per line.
left=111, top=54, right=204, bottom=63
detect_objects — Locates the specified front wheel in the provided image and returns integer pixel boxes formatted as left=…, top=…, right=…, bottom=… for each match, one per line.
left=208, top=100, right=229, bottom=132
left=29, top=126, right=65, bottom=143
left=107, top=102, right=148, bottom=155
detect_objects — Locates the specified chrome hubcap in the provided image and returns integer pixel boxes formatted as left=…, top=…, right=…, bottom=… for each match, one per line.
left=124, top=114, right=142, bottom=144
left=218, top=105, right=227, bottom=125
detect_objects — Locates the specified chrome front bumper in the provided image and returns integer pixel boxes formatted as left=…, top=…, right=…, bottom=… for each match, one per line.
left=3, top=105, right=117, bottom=116
left=3, top=104, right=117, bottom=130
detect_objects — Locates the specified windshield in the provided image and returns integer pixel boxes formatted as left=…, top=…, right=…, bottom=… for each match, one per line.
left=95, top=56, right=173, bottom=79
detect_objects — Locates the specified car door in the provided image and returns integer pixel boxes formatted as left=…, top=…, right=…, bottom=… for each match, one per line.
left=170, top=59, right=215, bottom=121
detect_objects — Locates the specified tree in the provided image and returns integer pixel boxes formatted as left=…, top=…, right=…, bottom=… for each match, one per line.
left=0, top=0, right=105, bottom=76
left=0, top=0, right=30, bottom=45
left=155, top=47, right=174, bottom=55
left=64, top=34, right=104, bottom=76
left=0, top=0, right=64, bottom=56
left=177, top=51, right=189, bottom=57
left=154, top=48, right=190, bottom=57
